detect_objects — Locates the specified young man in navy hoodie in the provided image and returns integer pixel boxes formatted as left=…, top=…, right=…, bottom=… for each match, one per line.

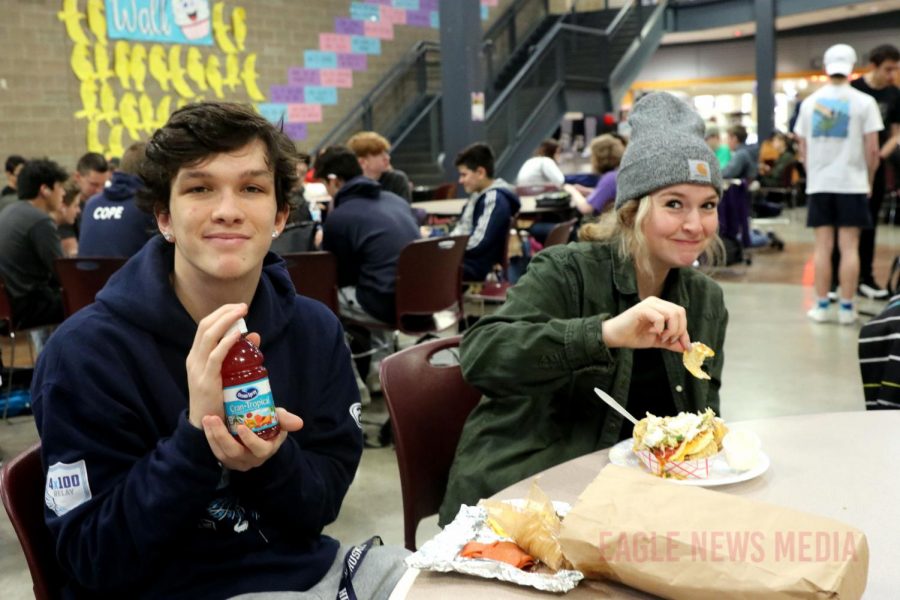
left=31, top=102, right=408, bottom=599
left=451, top=143, right=521, bottom=281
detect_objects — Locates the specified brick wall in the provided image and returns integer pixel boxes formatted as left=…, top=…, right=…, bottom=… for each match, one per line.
left=0, top=0, right=514, bottom=172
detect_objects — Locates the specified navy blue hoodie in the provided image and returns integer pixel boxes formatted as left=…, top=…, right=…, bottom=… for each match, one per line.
left=322, top=176, right=419, bottom=324
left=78, top=172, right=157, bottom=257
left=450, top=179, right=521, bottom=281
left=31, top=236, right=363, bottom=599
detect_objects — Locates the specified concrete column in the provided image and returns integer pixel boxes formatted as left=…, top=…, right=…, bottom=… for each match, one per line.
left=439, top=0, right=486, bottom=182
left=755, top=0, right=776, bottom=141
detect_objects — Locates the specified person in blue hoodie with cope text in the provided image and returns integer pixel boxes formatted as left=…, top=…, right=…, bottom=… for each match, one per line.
left=30, top=102, right=408, bottom=599
left=77, top=141, right=157, bottom=258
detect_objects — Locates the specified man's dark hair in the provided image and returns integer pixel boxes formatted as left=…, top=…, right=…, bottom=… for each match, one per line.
left=16, top=158, right=69, bottom=200
left=4, top=155, right=25, bottom=175
left=869, top=44, right=900, bottom=67
left=76, top=152, right=109, bottom=175
left=137, top=102, right=299, bottom=214
left=297, top=151, right=311, bottom=167
left=119, top=142, right=146, bottom=176
left=728, top=125, right=748, bottom=145
left=313, top=145, right=363, bottom=183
left=454, top=142, right=495, bottom=178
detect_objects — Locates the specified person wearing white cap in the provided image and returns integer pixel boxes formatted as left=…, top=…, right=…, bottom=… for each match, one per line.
left=795, top=43, right=883, bottom=325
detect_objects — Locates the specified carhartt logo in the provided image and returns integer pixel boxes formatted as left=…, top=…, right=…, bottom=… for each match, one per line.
left=688, top=160, right=711, bottom=182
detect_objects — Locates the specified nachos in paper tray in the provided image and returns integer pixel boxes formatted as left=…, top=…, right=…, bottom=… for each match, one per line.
left=631, top=408, right=728, bottom=479
left=406, top=481, right=584, bottom=592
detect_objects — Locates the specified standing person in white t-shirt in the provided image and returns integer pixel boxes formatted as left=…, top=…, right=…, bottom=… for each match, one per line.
left=795, top=44, right=883, bottom=325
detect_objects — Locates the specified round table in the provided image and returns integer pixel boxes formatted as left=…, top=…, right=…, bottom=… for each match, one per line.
left=396, top=411, right=898, bottom=599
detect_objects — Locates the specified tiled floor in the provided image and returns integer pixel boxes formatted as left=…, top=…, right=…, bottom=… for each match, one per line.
left=1, top=208, right=896, bottom=598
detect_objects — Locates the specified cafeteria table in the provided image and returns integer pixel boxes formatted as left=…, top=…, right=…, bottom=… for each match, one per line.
left=411, top=196, right=569, bottom=218
left=394, top=411, right=898, bottom=599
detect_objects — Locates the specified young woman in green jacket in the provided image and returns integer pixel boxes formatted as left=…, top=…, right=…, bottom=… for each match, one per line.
left=440, top=92, right=729, bottom=526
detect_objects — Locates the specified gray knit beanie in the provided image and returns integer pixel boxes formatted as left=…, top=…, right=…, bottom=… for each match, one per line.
left=615, top=92, right=722, bottom=210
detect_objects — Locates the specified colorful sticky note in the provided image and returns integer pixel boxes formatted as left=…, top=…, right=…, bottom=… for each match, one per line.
left=364, top=21, right=394, bottom=40
left=288, top=68, right=322, bottom=86
left=392, top=0, right=420, bottom=9
left=430, top=11, right=439, bottom=28
left=481, top=0, right=499, bottom=6
left=405, top=10, right=431, bottom=27
left=481, top=5, right=489, bottom=20
left=350, top=2, right=381, bottom=21
left=304, top=86, right=338, bottom=105
left=269, top=85, right=305, bottom=103
left=337, top=53, right=368, bottom=71
left=287, top=104, right=323, bottom=123
left=351, top=36, right=381, bottom=55
left=283, top=123, right=308, bottom=141
left=304, top=50, right=338, bottom=69
left=335, top=17, right=364, bottom=35
left=257, top=103, right=288, bottom=124
left=419, top=0, right=439, bottom=9
left=320, top=68, right=353, bottom=88
left=380, top=6, right=407, bottom=24
left=320, top=33, right=352, bottom=53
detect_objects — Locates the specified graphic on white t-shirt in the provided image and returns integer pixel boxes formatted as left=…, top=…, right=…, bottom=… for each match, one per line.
left=812, top=99, right=850, bottom=138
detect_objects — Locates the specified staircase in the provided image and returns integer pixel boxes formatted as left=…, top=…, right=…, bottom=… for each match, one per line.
left=315, top=0, right=668, bottom=187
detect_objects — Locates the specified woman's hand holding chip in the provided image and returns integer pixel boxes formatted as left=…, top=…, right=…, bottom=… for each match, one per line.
left=601, top=296, right=691, bottom=353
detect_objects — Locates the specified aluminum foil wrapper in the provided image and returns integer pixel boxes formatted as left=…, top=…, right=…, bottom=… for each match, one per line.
left=406, top=503, right=584, bottom=593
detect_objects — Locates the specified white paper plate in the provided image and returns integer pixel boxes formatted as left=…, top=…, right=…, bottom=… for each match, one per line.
left=608, top=438, right=770, bottom=487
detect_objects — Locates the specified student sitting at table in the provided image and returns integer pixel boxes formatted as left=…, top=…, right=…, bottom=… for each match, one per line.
left=31, top=102, right=408, bottom=599
left=451, top=142, right=521, bottom=281
left=439, top=92, right=728, bottom=525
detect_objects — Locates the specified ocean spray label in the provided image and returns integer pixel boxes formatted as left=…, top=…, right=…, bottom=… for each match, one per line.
left=223, top=377, right=278, bottom=435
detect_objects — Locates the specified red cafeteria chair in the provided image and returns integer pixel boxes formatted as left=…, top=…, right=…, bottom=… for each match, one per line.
left=280, top=251, right=340, bottom=316
left=0, top=442, right=66, bottom=600
left=379, top=335, right=482, bottom=550
left=54, top=257, right=127, bottom=318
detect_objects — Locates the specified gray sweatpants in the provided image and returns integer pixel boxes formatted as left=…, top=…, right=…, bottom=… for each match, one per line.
left=230, top=543, right=410, bottom=600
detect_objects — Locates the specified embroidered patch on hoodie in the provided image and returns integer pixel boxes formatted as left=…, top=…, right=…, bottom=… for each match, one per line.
left=45, top=460, right=92, bottom=516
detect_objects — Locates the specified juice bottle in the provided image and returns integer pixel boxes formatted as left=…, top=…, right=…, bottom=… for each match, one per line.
left=221, top=318, right=280, bottom=441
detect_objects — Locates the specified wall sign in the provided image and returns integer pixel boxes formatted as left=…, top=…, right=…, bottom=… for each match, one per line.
left=105, top=0, right=214, bottom=45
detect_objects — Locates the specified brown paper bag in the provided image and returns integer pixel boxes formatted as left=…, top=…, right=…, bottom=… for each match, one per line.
left=559, top=465, right=868, bottom=599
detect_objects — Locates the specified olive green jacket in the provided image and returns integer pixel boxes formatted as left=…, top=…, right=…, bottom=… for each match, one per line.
left=439, top=242, right=728, bottom=525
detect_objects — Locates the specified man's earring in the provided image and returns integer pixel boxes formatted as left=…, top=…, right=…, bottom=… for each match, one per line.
left=272, top=230, right=279, bottom=238
left=162, top=232, right=173, bottom=242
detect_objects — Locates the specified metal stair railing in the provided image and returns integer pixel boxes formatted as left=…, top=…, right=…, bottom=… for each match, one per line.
left=481, top=0, right=554, bottom=98
left=313, top=40, right=440, bottom=154
left=486, top=0, right=666, bottom=179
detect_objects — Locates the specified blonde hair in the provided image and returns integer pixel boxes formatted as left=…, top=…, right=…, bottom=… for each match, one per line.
left=346, top=131, right=390, bottom=157
left=62, top=177, right=81, bottom=207
left=579, top=196, right=724, bottom=286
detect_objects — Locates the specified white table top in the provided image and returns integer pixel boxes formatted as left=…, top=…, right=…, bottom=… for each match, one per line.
left=399, top=411, right=899, bottom=599
left=411, top=196, right=563, bottom=217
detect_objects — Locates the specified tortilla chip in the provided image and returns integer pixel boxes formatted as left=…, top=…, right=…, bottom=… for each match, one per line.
left=672, top=430, right=713, bottom=461
left=683, top=342, right=715, bottom=380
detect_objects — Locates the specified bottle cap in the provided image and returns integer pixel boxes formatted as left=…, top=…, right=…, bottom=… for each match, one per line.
left=225, top=318, right=248, bottom=337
